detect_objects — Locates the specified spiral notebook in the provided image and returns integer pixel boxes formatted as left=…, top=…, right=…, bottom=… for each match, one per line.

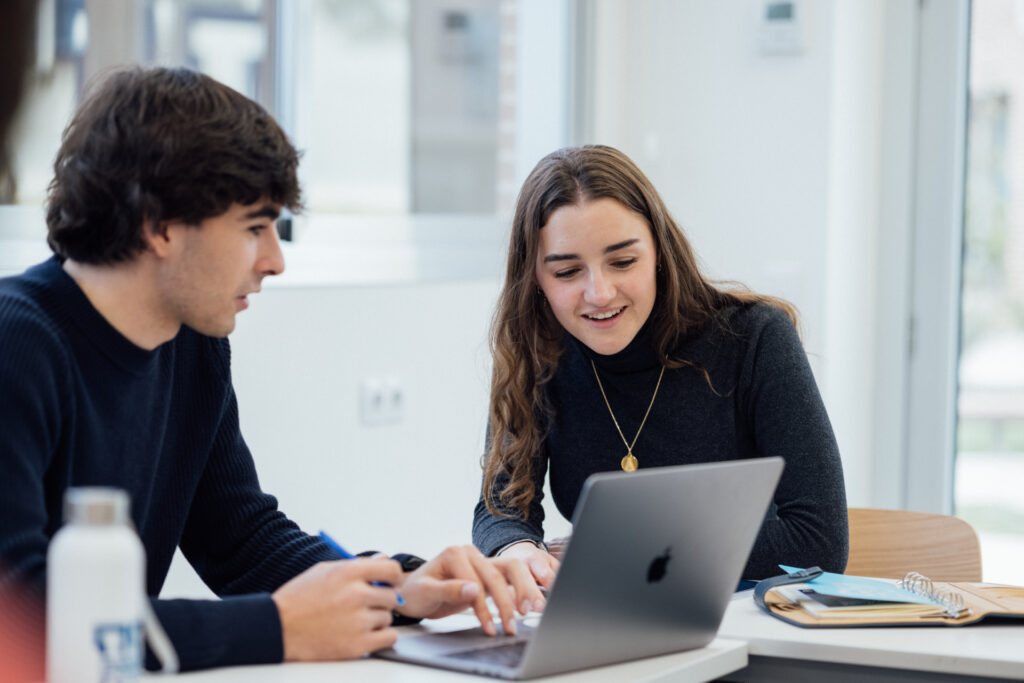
left=756, top=566, right=1024, bottom=627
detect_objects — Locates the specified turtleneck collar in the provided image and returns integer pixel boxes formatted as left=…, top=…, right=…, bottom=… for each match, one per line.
left=570, top=314, right=662, bottom=374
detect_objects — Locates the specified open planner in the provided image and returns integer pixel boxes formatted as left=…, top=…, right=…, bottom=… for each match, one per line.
left=755, top=566, right=1024, bottom=627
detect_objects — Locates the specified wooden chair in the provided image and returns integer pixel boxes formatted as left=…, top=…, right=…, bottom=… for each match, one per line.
left=845, top=508, right=983, bottom=582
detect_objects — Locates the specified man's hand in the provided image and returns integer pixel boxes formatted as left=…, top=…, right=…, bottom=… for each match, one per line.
left=272, top=558, right=402, bottom=661
left=394, top=545, right=547, bottom=637
left=497, top=541, right=561, bottom=590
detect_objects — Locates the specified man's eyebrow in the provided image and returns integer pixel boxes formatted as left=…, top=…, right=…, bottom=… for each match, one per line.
left=244, top=205, right=281, bottom=221
left=541, top=238, right=640, bottom=263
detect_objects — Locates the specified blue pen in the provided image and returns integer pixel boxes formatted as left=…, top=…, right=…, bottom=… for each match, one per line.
left=318, top=530, right=405, bottom=606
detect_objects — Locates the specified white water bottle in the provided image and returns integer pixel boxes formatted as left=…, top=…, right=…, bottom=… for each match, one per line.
left=47, top=487, right=145, bottom=683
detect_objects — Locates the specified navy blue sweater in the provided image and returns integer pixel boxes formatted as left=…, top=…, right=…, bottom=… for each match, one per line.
left=0, top=258, right=338, bottom=671
left=473, top=304, right=849, bottom=579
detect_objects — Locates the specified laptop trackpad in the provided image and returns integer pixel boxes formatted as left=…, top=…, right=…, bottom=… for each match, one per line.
left=391, top=623, right=535, bottom=658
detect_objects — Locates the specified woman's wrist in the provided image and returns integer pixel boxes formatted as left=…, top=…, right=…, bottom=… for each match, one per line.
left=495, top=539, right=546, bottom=557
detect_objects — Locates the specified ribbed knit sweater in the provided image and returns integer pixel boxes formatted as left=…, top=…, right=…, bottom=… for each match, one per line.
left=0, top=258, right=338, bottom=671
left=473, top=303, right=849, bottom=579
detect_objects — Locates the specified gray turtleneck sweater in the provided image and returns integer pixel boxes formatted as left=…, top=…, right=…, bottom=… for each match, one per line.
left=472, top=302, right=849, bottom=580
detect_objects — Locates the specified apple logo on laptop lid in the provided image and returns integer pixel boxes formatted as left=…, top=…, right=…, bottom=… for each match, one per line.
left=647, top=547, right=672, bottom=583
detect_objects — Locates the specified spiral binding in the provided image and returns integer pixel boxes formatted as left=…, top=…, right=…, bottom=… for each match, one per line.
left=898, top=571, right=969, bottom=618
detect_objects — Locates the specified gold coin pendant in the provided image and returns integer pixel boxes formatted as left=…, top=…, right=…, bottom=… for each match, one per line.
left=621, top=453, right=639, bottom=472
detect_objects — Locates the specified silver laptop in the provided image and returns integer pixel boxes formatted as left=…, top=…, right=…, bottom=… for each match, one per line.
left=376, top=457, right=784, bottom=679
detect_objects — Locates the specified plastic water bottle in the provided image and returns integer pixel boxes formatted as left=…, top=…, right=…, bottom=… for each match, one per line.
left=47, top=488, right=145, bottom=683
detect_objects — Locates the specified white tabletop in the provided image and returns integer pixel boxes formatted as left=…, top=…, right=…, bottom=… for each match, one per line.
left=152, top=611, right=747, bottom=682
left=160, top=640, right=744, bottom=682
left=718, top=590, right=1024, bottom=680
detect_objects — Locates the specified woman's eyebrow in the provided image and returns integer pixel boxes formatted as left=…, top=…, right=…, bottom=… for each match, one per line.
left=543, top=252, right=578, bottom=263
left=604, top=238, right=639, bottom=254
left=543, top=238, right=640, bottom=263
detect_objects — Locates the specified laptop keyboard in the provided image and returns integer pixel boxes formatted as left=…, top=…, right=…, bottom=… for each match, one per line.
left=445, top=640, right=528, bottom=668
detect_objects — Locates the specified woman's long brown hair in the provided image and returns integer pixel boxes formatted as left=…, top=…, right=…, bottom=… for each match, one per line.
left=483, top=145, right=797, bottom=519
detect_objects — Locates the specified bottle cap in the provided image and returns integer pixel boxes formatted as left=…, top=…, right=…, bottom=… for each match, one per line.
left=63, top=487, right=130, bottom=526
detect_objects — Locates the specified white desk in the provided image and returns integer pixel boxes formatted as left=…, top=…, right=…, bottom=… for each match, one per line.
left=150, top=591, right=1024, bottom=681
left=161, top=640, right=744, bottom=682
left=718, top=591, right=1024, bottom=681
left=153, top=611, right=746, bottom=682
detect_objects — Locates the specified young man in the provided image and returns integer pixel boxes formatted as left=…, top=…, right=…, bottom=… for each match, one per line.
left=0, top=67, right=542, bottom=672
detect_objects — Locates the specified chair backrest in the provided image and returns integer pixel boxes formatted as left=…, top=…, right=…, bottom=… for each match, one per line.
left=846, top=508, right=983, bottom=582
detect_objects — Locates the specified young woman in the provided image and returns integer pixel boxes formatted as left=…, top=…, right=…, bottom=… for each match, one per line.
left=472, top=145, right=848, bottom=587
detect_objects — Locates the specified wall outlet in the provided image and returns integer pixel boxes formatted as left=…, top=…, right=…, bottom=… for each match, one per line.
left=359, top=376, right=404, bottom=425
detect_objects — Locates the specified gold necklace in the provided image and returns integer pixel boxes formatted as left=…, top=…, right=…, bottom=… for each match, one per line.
left=590, top=360, right=666, bottom=472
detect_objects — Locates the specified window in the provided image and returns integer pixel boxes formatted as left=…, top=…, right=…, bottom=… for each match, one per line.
left=2, top=0, right=519, bottom=215
left=4, top=0, right=280, bottom=210
left=954, top=0, right=1024, bottom=586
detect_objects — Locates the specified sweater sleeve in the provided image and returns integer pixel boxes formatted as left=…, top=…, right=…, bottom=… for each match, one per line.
left=471, top=426, right=550, bottom=556
left=172, top=384, right=335, bottom=670
left=146, top=594, right=282, bottom=671
left=739, top=309, right=849, bottom=579
left=0, top=309, right=64, bottom=644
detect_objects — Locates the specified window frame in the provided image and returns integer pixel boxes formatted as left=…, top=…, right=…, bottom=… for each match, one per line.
left=899, top=0, right=970, bottom=512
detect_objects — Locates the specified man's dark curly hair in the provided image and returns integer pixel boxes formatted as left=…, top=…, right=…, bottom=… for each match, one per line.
left=46, top=66, right=302, bottom=264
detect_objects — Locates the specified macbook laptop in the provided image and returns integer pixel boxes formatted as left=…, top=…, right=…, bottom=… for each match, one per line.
left=376, top=456, right=784, bottom=679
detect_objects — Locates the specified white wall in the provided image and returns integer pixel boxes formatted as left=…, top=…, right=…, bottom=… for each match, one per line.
left=232, top=281, right=499, bottom=557
left=581, top=0, right=903, bottom=507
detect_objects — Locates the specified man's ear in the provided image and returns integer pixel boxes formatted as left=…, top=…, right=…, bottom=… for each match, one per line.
left=143, top=218, right=178, bottom=259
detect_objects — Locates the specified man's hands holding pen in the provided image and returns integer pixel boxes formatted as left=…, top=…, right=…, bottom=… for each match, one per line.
left=271, top=544, right=547, bottom=662
left=272, top=557, right=403, bottom=661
